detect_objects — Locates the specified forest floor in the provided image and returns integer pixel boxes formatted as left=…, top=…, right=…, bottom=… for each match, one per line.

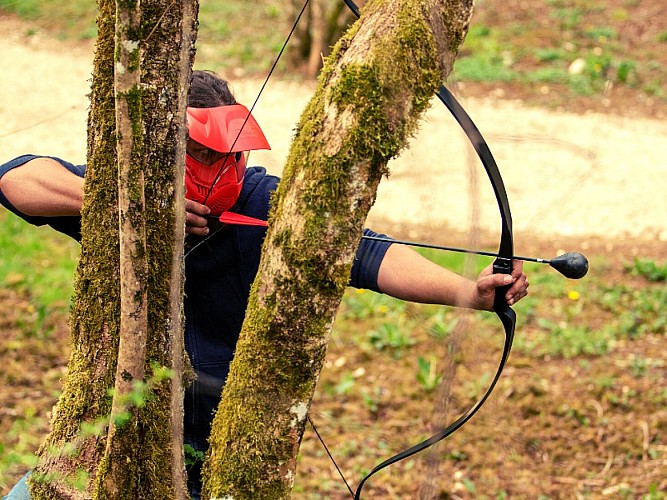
left=0, top=1, right=666, bottom=498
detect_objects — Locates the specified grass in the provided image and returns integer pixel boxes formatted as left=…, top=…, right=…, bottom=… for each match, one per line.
left=0, top=212, right=78, bottom=332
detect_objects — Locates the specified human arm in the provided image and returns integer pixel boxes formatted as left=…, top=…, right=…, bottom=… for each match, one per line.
left=376, top=243, right=528, bottom=311
left=0, top=155, right=212, bottom=236
left=0, top=157, right=84, bottom=216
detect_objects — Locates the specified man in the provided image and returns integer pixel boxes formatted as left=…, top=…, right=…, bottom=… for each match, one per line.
left=0, top=70, right=528, bottom=497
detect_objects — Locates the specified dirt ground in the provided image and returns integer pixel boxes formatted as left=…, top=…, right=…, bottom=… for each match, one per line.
left=1, top=16, right=666, bottom=248
left=0, top=9, right=666, bottom=499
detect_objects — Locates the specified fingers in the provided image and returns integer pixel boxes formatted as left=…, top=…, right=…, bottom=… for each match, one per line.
left=479, top=269, right=529, bottom=306
left=505, top=272, right=529, bottom=305
left=185, top=199, right=211, bottom=236
left=505, top=274, right=530, bottom=305
left=504, top=260, right=527, bottom=305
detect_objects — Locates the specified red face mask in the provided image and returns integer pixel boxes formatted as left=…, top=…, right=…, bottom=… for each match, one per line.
left=186, top=104, right=270, bottom=215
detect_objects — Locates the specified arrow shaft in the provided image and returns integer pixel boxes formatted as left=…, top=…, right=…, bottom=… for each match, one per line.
left=361, top=235, right=547, bottom=264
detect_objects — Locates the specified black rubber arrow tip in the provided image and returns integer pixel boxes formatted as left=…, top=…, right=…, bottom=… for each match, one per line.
left=549, top=252, right=589, bottom=279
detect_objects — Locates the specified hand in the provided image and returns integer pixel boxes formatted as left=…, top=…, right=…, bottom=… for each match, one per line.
left=470, top=260, right=529, bottom=311
left=185, top=199, right=211, bottom=236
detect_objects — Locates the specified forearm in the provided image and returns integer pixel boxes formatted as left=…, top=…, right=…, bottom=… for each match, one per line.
left=0, top=157, right=84, bottom=216
left=376, top=244, right=477, bottom=308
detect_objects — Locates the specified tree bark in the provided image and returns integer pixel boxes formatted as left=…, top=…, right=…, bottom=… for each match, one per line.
left=101, top=1, right=148, bottom=495
left=202, top=0, right=473, bottom=498
left=29, top=1, right=198, bottom=498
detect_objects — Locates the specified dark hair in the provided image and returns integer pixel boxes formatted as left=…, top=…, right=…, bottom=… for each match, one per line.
left=188, top=70, right=236, bottom=108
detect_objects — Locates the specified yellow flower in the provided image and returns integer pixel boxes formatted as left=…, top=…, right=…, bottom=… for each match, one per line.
left=568, top=290, right=580, bottom=301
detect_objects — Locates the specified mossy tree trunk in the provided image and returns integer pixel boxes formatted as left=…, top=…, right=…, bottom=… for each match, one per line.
left=30, top=0, right=198, bottom=498
left=202, top=0, right=473, bottom=498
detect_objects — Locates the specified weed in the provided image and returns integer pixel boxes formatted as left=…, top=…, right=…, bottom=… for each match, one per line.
left=415, top=356, right=442, bottom=393
left=550, top=8, right=582, bottom=32
left=627, top=258, right=667, bottom=282
left=616, top=59, right=638, bottom=85
left=426, top=309, right=457, bottom=340
left=584, top=26, right=617, bottom=41
left=333, top=372, right=356, bottom=396
left=464, top=372, right=491, bottom=400
left=366, top=322, right=415, bottom=357
left=520, top=317, right=612, bottom=358
left=341, top=289, right=405, bottom=320
left=628, top=356, right=651, bottom=378
left=535, top=48, right=566, bottom=63
left=360, top=388, right=380, bottom=414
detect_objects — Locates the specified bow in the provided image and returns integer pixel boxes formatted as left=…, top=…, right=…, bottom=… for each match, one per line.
left=334, top=5, right=515, bottom=495
left=350, top=85, right=517, bottom=499
left=205, top=1, right=587, bottom=496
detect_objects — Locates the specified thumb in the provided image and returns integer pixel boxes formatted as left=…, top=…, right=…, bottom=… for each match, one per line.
left=479, top=273, right=515, bottom=292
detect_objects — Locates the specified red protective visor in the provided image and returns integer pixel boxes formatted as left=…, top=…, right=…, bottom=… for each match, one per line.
left=187, top=104, right=271, bottom=153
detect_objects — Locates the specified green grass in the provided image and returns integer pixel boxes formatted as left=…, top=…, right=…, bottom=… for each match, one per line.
left=0, top=0, right=288, bottom=73
left=340, top=246, right=666, bottom=362
left=0, top=212, right=78, bottom=323
left=0, top=0, right=98, bottom=39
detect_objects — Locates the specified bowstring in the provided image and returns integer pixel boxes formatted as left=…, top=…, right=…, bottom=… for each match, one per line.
left=307, top=416, right=355, bottom=498
left=184, top=0, right=312, bottom=259
left=199, top=0, right=312, bottom=207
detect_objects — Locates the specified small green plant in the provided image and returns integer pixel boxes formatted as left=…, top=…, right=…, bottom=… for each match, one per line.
left=584, top=26, right=617, bottom=41
left=615, top=59, right=637, bottom=84
left=550, top=7, right=582, bottom=31
left=360, top=388, right=380, bottom=414
left=628, top=356, right=650, bottom=378
left=416, top=356, right=442, bottom=393
left=427, top=309, right=457, bottom=340
left=333, top=372, right=356, bottom=396
left=341, top=289, right=405, bottom=320
left=627, top=258, right=667, bottom=282
left=464, top=372, right=491, bottom=401
left=184, top=444, right=205, bottom=467
left=535, top=48, right=567, bottom=63
left=366, top=323, right=415, bottom=357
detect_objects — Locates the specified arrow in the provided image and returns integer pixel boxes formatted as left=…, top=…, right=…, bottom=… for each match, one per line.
left=361, top=235, right=588, bottom=279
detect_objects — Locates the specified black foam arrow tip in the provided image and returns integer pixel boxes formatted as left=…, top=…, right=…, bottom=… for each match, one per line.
left=549, top=252, right=589, bottom=279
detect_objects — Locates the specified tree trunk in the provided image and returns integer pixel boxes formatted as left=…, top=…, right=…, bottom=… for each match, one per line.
left=101, top=1, right=148, bottom=495
left=306, top=0, right=326, bottom=78
left=29, top=1, right=198, bottom=498
left=201, top=0, right=473, bottom=498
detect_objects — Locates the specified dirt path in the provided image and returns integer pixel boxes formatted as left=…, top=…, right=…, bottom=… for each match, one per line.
left=1, top=18, right=665, bottom=252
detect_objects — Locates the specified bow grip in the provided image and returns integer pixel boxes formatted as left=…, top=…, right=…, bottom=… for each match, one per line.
left=492, top=256, right=513, bottom=310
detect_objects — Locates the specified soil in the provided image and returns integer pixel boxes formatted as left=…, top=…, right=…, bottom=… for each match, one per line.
left=0, top=4, right=665, bottom=498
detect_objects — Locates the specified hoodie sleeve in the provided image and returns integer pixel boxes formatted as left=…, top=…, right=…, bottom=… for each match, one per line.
left=349, top=228, right=392, bottom=292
